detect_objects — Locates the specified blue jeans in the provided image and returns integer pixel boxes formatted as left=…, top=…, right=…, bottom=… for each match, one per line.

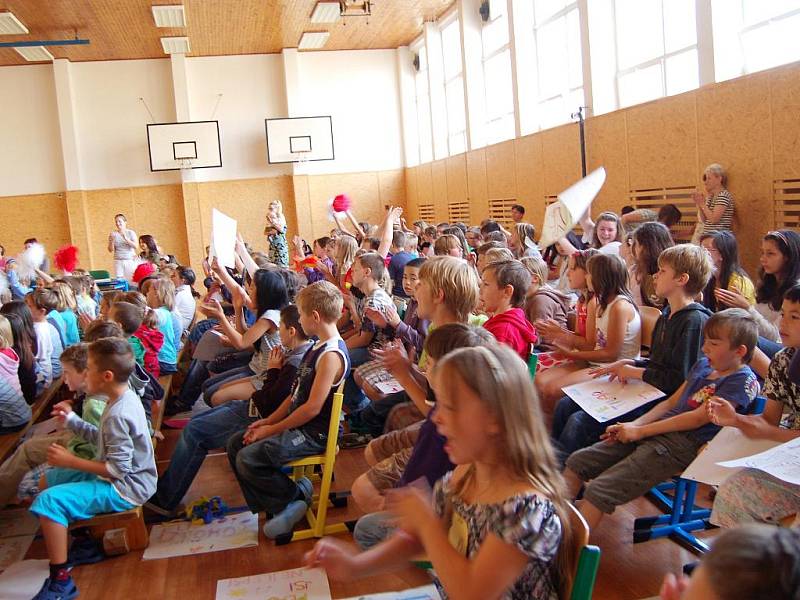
left=343, top=346, right=371, bottom=412
left=227, top=427, right=325, bottom=515
left=354, top=511, right=395, bottom=549
left=757, top=336, right=783, bottom=359
left=151, top=400, right=254, bottom=512
left=201, top=365, right=254, bottom=406
left=349, top=391, right=410, bottom=436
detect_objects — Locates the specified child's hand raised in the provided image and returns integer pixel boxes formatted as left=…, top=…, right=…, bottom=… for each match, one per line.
left=707, top=396, right=738, bottom=427
left=304, top=537, right=360, bottom=582
left=199, top=299, right=225, bottom=320
left=385, top=486, right=437, bottom=538
left=372, top=341, right=411, bottom=375
left=267, top=346, right=285, bottom=371
left=47, top=443, right=75, bottom=468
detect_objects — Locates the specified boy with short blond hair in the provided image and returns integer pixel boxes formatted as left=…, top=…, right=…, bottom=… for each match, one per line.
left=227, top=281, right=350, bottom=539
left=564, top=309, right=759, bottom=531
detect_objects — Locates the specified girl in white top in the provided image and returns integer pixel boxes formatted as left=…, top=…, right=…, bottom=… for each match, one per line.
left=535, top=253, right=641, bottom=409
left=170, top=266, right=198, bottom=333
left=107, top=214, right=138, bottom=281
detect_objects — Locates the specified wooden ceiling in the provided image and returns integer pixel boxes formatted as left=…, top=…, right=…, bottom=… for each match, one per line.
left=0, top=0, right=454, bottom=66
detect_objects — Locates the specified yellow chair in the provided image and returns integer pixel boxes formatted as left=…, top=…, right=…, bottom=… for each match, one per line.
left=277, top=383, right=348, bottom=545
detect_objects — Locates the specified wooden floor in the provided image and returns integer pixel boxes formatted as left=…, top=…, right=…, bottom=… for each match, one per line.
left=21, top=428, right=715, bottom=599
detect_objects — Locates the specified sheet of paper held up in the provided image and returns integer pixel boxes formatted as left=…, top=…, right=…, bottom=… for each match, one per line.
left=562, top=375, right=663, bottom=423
left=215, top=567, right=331, bottom=600
left=539, top=167, right=606, bottom=248
left=682, top=426, right=783, bottom=486
left=210, top=209, right=237, bottom=269
left=716, top=436, right=800, bottom=486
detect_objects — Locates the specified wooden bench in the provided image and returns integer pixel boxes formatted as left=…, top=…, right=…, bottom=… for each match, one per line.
left=70, top=506, right=149, bottom=551
left=0, top=377, right=64, bottom=465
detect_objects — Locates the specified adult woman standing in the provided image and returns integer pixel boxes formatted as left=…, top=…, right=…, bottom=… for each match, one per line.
left=692, top=163, right=734, bottom=242
left=107, top=214, right=138, bottom=280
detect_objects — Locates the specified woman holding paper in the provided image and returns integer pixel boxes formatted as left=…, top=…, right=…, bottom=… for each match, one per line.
left=708, top=282, right=800, bottom=528
left=106, top=214, right=138, bottom=280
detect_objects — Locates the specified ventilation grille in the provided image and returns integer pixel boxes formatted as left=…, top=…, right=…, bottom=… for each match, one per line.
left=775, top=179, right=800, bottom=230
left=418, top=203, right=435, bottom=223
left=447, top=201, right=470, bottom=225
left=629, top=186, right=697, bottom=243
left=488, top=198, right=517, bottom=228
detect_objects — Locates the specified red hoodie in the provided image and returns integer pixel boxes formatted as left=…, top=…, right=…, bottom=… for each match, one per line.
left=483, top=307, right=537, bottom=361
left=134, top=325, right=164, bottom=378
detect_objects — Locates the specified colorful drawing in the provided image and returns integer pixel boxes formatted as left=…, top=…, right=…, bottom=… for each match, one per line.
left=143, top=511, right=258, bottom=560
left=563, top=376, right=664, bottom=422
left=215, top=567, right=331, bottom=600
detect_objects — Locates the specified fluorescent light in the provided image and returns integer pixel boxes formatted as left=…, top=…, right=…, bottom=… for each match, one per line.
left=14, top=46, right=54, bottom=62
left=152, top=5, right=187, bottom=28
left=0, top=11, right=29, bottom=34
left=311, top=2, right=341, bottom=24
left=161, top=36, right=190, bottom=54
left=298, top=31, right=329, bottom=50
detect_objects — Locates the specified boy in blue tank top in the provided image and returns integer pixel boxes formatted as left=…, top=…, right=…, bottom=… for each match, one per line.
left=227, top=281, right=349, bottom=539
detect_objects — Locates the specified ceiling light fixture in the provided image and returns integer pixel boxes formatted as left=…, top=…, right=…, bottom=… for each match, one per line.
left=310, top=2, right=340, bottom=24
left=0, top=11, right=29, bottom=34
left=13, top=46, right=54, bottom=62
left=160, top=36, right=190, bottom=54
left=152, top=5, right=187, bottom=28
left=298, top=31, right=330, bottom=50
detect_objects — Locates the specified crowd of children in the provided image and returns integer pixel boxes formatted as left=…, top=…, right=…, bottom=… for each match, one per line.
left=1, top=185, right=799, bottom=600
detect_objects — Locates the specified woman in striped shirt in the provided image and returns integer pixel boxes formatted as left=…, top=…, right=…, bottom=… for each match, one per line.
left=692, top=163, right=735, bottom=240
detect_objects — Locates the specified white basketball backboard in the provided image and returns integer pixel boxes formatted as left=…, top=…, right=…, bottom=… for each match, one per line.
left=146, top=120, right=222, bottom=171
left=265, top=116, right=334, bottom=164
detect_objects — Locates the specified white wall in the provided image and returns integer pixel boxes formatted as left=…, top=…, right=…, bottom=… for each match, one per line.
left=186, top=54, right=291, bottom=182
left=0, top=65, right=65, bottom=196
left=294, top=50, right=405, bottom=175
left=71, top=58, right=180, bottom=190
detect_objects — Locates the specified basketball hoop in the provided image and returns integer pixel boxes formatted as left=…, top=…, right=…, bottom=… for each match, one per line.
left=177, top=157, right=195, bottom=181
left=292, top=149, right=311, bottom=165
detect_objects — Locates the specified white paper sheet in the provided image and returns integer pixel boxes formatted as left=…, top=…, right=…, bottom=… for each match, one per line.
left=211, top=209, right=238, bottom=269
left=143, top=511, right=258, bottom=560
left=539, top=167, right=606, bottom=247
left=562, top=375, right=664, bottom=423
left=0, top=560, right=49, bottom=599
left=340, top=585, right=442, bottom=600
left=682, top=427, right=783, bottom=486
left=717, top=436, right=800, bottom=486
left=374, top=379, right=404, bottom=395
left=215, top=567, right=331, bottom=600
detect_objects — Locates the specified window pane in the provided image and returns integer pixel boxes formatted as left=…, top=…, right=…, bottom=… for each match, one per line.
left=534, top=0, right=567, bottom=24
left=665, top=48, right=699, bottom=95
left=741, top=14, right=800, bottom=73
left=486, top=113, right=516, bottom=145
left=416, top=75, right=432, bottom=164
left=482, top=12, right=509, bottom=56
left=537, top=15, right=568, bottom=99
left=449, top=132, right=467, bottom=156
left=442, top=20, right=462, bottom=80
left=538, top=95, right=567, bottom=130
left=484, top=49, right=514, bottom=120
left=418, top=46, right=427, bottom=70
left=663, top=0, right=696, bottom=53
left=445, top=77, right=466, bottom=138
left=742, top=0, right=799, bottom=27
left=711, top=0, right=744, bottom=82
left=618, top=62, right=663, bottom=108
left=566, top=7, right=583, bottom=89
left=615, top=0, right=663, bottom=70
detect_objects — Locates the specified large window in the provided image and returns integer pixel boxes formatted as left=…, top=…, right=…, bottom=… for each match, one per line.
left=414, top=45, right=433, bottom=164
left=441, top=18, right=467, bottom=155
left=531, top=0, right=585, bottom=130
left=712, top=0, right=800, bottom=82
left=482, top=0, right=515, bottom=145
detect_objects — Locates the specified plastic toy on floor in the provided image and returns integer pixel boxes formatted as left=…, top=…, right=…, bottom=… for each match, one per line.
left=184, top=496, right=229, bottom=525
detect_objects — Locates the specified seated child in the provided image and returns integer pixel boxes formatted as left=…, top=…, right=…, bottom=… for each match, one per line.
left=170, top=265, right=198, bottom=333
left=227, top=281, right=349, bottom=538
left=308, top=344, right=577, bottom=600
left=552, top=244, right=713, bottom=458
left=146, top=305, right=312, bottom=517
left=659, top=525, right=800, bottom=600
left=29, top=338, right=156, bottom=600
left=50, top=281, right=80, bottom=346
left=0, top=304, right=39, bottom=403
left=111, top=297, right=163, bottom=378
left=0, top=314, right=31, bottom=434
left=708, top=283, right=800, bottom=528
left=480, top=259, right=537, bottom=360
left=25, top=289, right=64, bottom=392
left=564, top=308, right=760, bottom=531
left=521, top=256, right=571, bottom=345
left=145, top=277, right=179, bottom=374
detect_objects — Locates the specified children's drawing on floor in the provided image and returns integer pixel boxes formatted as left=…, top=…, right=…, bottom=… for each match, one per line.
left=215, top=567, right=331, bottom=600
left=143, top=511, right=258, bottom=560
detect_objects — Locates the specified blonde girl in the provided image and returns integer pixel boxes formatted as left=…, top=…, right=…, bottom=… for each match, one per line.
left=146, top=277, right=179, bottom=374
left=0, top=314, right=31, bottom=433
left=265, top=200, right=289, bottom=268
left=536, top=252, right=640, bottom=411
left=328, top=234, right=358, bottom=290
left=307, top=344, right=577, bottom=600
left=50, top=281, right=80, bottom=346
left=511, top=223, right=541, bottom=259
left=434, top=234, right=463, bottom=258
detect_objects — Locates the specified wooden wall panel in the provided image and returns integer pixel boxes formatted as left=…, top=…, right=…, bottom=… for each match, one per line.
left=541, top=123, right=582, bottom=196
left=405, top=167, right=419, bottom=220
left=0, top=192, right=71, bottom=264
left=445, top=155, right=468, bottom=205
left=770, top=64, right=800, bottom=179
left=378, top=169, right=406, bottom=212
left=466, top=149, right=489, bottom=223
left=626, top=94, right=698, bottom=190
left=697, top=71, right=773, bottom=275
left=431, top=160, right=448, bottom=223
left=485, top=140, right=517, bottom=200
left=306, top=172, right=381, bottom=240
left=416, top=162, right=434, bottom=209
left=513, top=134, right=545, bottom=227
left=586, top=111, right=629, bottom=215
left=131, top=185, right=189, bottom=265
